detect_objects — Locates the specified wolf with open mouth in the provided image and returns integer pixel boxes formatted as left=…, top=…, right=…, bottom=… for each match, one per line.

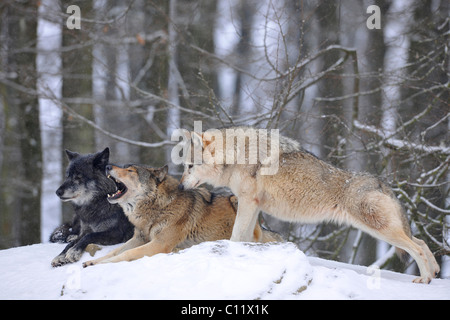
left=83, top=163, right=282, bottom=267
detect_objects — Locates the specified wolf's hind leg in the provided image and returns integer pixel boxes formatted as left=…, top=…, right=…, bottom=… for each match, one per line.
left=372, top=227, right=435, bottom=284
left=412, top=236, right=439, bottom=277
left=391, top=234, right=434, bottom=284
left=356, top=192, right=436, bottom=283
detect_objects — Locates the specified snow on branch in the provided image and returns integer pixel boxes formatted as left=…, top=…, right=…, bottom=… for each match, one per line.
left=353, top=120, right=450, bottom=155
left=420, top=197, right=450, bottom=214
left=61, top=101, right=174, bottom=148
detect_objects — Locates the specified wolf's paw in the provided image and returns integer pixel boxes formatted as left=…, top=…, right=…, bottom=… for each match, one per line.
left=82, top=260, right=96, bottom=268
left=65, top=247, right=83, bottom=262
left=51, top=248, right=83, bottom=267
left=51, top=255, right=71, bottom=267
left=85, top=244, right=102, bottom=257
left=49, top=231, right=67, bottom=243
left=66, top=234, right=79, bottom=242
left=49, top=224, right=73, bottom=243
left=412, top=276, right=432, bottom=284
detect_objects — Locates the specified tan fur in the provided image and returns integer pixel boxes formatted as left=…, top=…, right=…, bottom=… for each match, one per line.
left=83, top=164, right=281, bottom=267
left=179, top=127, right=439, bottom=284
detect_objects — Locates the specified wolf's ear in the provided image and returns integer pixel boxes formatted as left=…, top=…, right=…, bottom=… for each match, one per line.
left=155, top=165, right=168, bottom=183
left=65, top=149, right=80, bottom=160
left=93, top=148, right=110, bottom=169
left=191, top=132, right=204, bottom=149
left=202, top=130, right=220, bottom=158
left=183, top=130, right=191, bottom=140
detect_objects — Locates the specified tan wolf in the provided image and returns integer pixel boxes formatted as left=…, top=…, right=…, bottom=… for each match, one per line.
left=83, top=163, right=281, bottom=267
left=178, top=127, right=439, bottom=284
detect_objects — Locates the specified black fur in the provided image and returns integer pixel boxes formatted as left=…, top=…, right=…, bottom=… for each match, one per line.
left=50, top=148, right=134, bottom=267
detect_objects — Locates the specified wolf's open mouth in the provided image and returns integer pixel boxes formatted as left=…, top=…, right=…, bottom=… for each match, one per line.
left=107, top=175, right=128, bottom=200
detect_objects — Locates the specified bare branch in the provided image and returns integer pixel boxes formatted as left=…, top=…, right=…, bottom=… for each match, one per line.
left=354, top=120, right=450, bottom=155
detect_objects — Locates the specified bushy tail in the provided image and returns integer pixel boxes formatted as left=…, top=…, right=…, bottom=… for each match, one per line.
left=252, top=223, right=284, bottom=243
left=261, top=229, right=284, bottom=243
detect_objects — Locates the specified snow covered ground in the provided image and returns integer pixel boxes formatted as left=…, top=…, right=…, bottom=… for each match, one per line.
left=0, top=240, right=449, bottom=300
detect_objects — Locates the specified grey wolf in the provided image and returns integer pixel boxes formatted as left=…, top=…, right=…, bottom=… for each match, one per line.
left=178, top=126, right=439, bottom=284
left=51, top=148, right=134, bottom=267
left=83, top=163, right=281, bottom=267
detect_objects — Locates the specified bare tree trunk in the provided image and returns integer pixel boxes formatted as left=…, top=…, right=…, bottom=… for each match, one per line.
left=379, top=0, right=414, bottom=268
left=37, top=0, right=63, bottom=241
left=61, top=0, right=95, bottom=223
left=296, top=0, right=324, bottom=158
left=166, top=0, right=180, bottom=174
left=442, top=117, right=450, bottom=277
left=380, top=0, right=414, bottom=139
left=0, top=2, right=41, bottom=247
left=339, top=0, right=377, bottom=266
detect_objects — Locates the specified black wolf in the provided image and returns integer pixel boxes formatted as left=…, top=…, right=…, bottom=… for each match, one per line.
left=50, top=148, right=134, bottom=267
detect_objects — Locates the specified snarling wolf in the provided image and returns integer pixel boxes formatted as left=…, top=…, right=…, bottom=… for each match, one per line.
left=178, top=126, right=439, bottom=284
left=50, top=148, right=134, bottom=267
left=83, top=164, right=281, bottom=267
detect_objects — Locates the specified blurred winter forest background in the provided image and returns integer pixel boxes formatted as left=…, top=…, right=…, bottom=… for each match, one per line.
left=0, top=0, right=448, bottom=277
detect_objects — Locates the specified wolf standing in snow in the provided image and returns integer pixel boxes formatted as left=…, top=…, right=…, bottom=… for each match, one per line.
left=51, top=148, right=134, bottom=267
left=178, top=126, right=439, bottom=284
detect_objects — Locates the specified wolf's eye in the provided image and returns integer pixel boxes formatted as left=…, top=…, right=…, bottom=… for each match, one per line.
left=188, top=164, right=193, bottom=169
left=127, top=169, right=135, bottom=173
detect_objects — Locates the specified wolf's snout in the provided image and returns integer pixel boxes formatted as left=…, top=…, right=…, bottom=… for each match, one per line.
left=56, top=187, right=64, bottom=197
left=178, top=183, right=184, bottom=191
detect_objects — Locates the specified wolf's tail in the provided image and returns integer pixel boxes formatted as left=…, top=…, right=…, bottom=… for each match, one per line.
left=251, top=222, right=284, bottom=243
left=261, top=229, right=284, bottom=243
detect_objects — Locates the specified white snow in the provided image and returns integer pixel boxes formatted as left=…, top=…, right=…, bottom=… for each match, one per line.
left=0, top=240, right=448, bottom=300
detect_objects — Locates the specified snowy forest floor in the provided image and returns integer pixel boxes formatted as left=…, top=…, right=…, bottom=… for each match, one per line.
left=0, top=241, right=449, bottom=300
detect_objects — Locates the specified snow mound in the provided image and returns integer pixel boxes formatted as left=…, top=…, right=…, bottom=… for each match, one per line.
left=0, top=241, right=449, bottom=300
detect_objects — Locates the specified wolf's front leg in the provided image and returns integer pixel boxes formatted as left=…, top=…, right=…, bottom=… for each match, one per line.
left=52, top=244, right=87, bottom=267
left=83, top=234, right=145, bottom=267
left=230, top=200, right=260, bottom=242
left=51, top=241, right=84, bottom=267
left=52, top=230, right=124, bottom=267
